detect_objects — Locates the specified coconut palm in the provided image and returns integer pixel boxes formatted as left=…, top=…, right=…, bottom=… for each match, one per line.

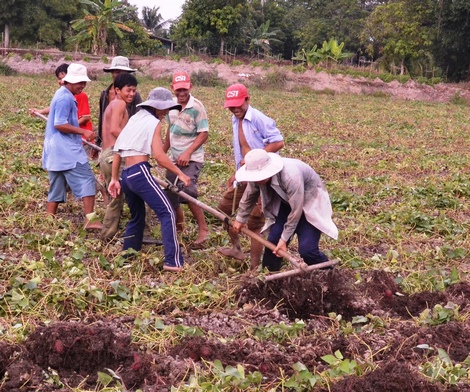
left=142, top=6, right=167, bottom=36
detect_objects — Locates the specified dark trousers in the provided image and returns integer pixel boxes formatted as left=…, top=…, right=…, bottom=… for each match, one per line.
left=121, top=162, right=183, bottom=268
left=263, top=201, right=328, bottom=271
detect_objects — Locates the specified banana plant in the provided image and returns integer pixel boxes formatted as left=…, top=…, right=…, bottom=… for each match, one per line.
left=325, top=38, right=354, bottom=62
left=293, top=38, right=354, bottom=66
left=293, top=45, right=323, bottom=67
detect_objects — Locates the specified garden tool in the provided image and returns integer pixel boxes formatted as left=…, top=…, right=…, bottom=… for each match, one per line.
left=156, top=178, right=338, bottom=280
left=33, top=111, right=102, bottom=152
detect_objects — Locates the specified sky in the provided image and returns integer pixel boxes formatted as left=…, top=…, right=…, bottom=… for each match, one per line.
left=128, top=0, right=185, bottom=22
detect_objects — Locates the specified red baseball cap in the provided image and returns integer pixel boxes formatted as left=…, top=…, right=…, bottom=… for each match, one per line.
left=172, top=71, right=191, bottom=90
left=224, top=83, right=249, bottom=108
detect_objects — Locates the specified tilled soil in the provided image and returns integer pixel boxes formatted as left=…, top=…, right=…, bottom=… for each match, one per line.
left=1, top=269, right=469, bottom=391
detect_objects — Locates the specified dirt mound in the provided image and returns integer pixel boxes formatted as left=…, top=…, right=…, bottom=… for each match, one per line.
left=329, top=360, right=442, bottom=392
left=235, top=269, right=470, bottom=322
left=1, top=320, right=156, bottom=390
left=1, top=271, right=469, bottom=390
left=4, top=54, right=470, bottom=103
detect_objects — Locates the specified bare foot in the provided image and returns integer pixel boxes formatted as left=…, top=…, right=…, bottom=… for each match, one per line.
left=84, top=221, right=103, bottom=231
left=192, top=229, right=209, bottom=249
left=163, top=264, right=184, bottom=272
left=217, top=247, right=246, bottom=261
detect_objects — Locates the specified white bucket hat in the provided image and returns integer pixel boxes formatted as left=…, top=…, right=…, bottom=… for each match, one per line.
left=236, top=149, right=284, bottom=182
left=137, top=87, right=182, bottom=111
left=103, top=56, right=136, bottom=72
left=62, top=63, right=90, bottom=84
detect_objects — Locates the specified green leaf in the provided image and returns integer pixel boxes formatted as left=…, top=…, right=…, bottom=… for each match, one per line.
left=97, top=371, right=113, bottom=386
left=292, top=362, right=308, bottom=372
left=321, top=354, right=337, bottom=365
left=334, top=350, right=344, bottom=360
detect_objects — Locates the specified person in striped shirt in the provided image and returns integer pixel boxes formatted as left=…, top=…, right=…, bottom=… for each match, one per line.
left=163, top=71, right=210, bottom=249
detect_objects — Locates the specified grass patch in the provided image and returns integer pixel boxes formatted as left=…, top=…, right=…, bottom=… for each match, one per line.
left=190, top=69, right=225, bottom=87
left=0, top=62, right=16, bottom=76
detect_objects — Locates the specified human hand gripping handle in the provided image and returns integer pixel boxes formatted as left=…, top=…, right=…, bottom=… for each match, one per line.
left=232, top=220, right=245, bottom=233
left=233, top=221, right=288, bottom=259
left=82, top=129, right=94, bottom=142
left=273, top=238, right=287, bottom=257
left=178, top=173, right=191, bottom=188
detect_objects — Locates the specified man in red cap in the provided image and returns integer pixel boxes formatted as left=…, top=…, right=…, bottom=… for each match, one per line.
left=164, top=71, right=210, bottom=248
left=217, top=83, right=284, bottom=270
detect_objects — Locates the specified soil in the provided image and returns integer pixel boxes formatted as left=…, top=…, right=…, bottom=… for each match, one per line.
left=1, top=269, right=470, bottom=391
left=2, top=54, right=470, bottom=390
left=4, top=54, right=470, bottom=103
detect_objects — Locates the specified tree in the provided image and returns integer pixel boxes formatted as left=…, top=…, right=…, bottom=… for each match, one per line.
left=247, top=0, right=292, bottom=58
left=210, top=4, right=244, bottom=55
left=118, top=20, right=163, bottom=56
left=171, top=0, right=247, bottom=56
left=142, top=6, right=166, bottom=36
left=1, top=0, right=82, bottom=49
left=294, top=0, right=369, bottom=54
left=69, top=0, right=133, bottom=55
left=434, top=0, right=470, bottom=81
left=0, top=0, right=30, bottom=48
left=361, top=0, right=435, bottom=75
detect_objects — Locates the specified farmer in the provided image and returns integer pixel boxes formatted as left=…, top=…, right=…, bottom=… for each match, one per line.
left=97, top=56, right=141, bottom=147
left=163, top=71, right=209, bottom=248
left=41, top=63, right=102, bottom=230
left=217, top=83, right=284, bottom=270
left=232, top=149, right=338, bottom=272
left=99, top=72, right=138, bottom=241
left=30, top=63, right=108, bottom=204
left=107, top=88, right=190, bottom=272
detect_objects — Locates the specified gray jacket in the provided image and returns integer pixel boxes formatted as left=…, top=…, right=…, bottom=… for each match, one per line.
left=236, top=158, right=338, bottom=241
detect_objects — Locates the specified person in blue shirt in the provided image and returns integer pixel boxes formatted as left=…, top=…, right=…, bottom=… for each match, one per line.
left=217, top=83, right=284, bottom=270
left=42, top=63, right=102, bottom=230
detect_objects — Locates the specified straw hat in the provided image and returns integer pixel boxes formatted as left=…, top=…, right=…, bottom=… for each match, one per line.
left=235, top=149, right=284, bottom=182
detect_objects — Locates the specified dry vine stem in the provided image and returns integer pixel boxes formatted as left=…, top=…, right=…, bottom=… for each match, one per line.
left=155, top=177, right=324, bottom=273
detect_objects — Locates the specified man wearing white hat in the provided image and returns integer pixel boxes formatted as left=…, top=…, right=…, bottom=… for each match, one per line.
left=232, top=149, right=338, bottom=271
left=42, top=63, right=102, bottom=230
left=97, top=56, right=142, bottom=146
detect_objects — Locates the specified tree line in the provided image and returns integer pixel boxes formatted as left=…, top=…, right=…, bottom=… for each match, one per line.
left=1, top=0, right=469, bottom=81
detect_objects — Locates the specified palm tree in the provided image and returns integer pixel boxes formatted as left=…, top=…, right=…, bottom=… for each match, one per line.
left=142, top=6, right=167, bottom=37
left=70, top=0, right=133, bottom=55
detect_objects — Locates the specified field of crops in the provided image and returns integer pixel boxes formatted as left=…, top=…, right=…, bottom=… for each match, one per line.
left=0, top=70, right=469, bottom=391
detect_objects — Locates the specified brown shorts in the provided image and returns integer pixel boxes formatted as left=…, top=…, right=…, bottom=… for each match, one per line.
left=165, top=161, right=202, bottom=208
left=217, top=182, right=264, bottom=231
